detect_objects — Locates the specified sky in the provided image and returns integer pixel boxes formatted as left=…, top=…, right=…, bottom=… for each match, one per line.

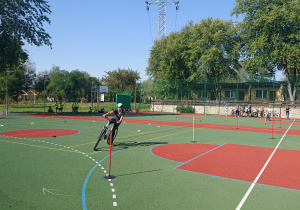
left=24, top=0, right=283, bottom=82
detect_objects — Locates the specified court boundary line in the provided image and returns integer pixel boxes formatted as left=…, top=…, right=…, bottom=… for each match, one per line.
left=236, top=119, right=295, bottom=210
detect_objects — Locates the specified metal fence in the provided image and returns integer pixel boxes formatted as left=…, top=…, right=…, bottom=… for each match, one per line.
left=140, top=75, right=300, bottom=115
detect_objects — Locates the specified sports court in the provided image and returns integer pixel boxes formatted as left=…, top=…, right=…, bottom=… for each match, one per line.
left=1, top=113, right=300, bottom=209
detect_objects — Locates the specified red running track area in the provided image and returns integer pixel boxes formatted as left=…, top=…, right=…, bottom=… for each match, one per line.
left=0, top=129, right=79, bottom=138
left=152, top=143, right=300, bottom=190
left=27, top=114, right=300, bottom=136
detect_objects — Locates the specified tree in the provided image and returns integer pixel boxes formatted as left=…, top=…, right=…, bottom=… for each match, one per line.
left=147, top=18, right=241, bottom=101
left=0, top=33, right=28, bottom=71
left=101, top=69, right=141, bottom=102
left=0, top=0, right=51, bottom=73
left=186, top=18, right=241, bottom=79
left=0, top=0, right=52, bottom=47
left=0, top=63, right=37, bottom=102
left=147, top=18, right=241, bottom=81
left=65, top=70, right=89, bottom=101
left=147, top=22, right=193, bottom=80
left=232, top=0, right=300, bottom=101
left=47, top=66, right=68, bottom=100
left=22, top=60, right=37, bottom=92
left=44, top=66, right=100, bottom=102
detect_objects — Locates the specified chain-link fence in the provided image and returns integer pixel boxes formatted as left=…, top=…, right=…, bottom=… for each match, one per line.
left=140, top=75, right=300, bottom=118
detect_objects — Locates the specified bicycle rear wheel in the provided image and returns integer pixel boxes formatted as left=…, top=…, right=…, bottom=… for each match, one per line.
left=94, top=129, right=106, bottom=150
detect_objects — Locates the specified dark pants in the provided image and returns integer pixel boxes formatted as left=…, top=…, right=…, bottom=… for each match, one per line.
left=109, top=118, right=120, bottom=139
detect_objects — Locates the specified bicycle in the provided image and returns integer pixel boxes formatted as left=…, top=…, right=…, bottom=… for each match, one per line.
left=251, top=108, right=259, bottom=117
left=230, top=109, right=236, bottom=116
left=93, top=116, right=119, bottom=150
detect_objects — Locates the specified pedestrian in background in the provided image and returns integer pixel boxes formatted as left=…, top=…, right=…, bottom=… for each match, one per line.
left=286, top=105, right=290, bottom=122
left=260, top=104, right=264, bottom=117
left=236, top=103, right=240, bottom=116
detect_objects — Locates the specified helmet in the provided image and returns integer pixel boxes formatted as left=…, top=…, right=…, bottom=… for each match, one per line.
left=117, top=103, right=123, bottom=108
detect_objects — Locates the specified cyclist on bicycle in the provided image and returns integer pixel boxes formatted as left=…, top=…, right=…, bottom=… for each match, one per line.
left=103, top=103, right=124, bottom=142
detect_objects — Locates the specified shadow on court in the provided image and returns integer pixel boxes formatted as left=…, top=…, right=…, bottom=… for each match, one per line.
left=115, top=169, right=163, bottom=177
left=93, top=141, right=168, bottom=151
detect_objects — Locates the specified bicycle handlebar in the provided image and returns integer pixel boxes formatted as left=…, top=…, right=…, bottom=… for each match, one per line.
left=104, top=115, right=110, bottom=121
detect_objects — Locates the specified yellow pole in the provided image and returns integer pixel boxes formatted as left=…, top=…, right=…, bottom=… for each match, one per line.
left=193, top=117, right=195, bottom=142
left=265, top=112, right=267, bottom=124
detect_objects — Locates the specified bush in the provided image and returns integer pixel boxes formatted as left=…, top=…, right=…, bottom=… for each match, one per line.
left=177, top=104, right=195, bottom=113
left=48, top=106, right=54, bottom=113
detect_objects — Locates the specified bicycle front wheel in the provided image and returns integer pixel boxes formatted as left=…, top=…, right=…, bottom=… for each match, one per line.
left=107, top=128, right=118, bottom=145
left=94, top=129, right=106, bottom=150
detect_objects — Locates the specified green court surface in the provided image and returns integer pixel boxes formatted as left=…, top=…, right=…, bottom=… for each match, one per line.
left=1, top=113, right=300, bottom=209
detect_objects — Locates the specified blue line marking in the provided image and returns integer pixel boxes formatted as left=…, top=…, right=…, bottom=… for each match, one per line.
left=82, top=140, right=163, bottom=210
left=82, top=149, right=124, bottom=210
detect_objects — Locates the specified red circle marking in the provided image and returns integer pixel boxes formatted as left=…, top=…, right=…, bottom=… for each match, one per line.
left=0, top=129, right=79, bottom=138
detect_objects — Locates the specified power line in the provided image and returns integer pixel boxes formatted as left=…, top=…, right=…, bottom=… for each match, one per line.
left=174, top=7, right=178, bottom=31
left=147, top=9, right=154, bottom=42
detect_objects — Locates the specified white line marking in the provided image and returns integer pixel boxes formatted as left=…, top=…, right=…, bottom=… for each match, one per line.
left=110, top=183, right=113, bottom=186
left=113, top=194, right=116, bottom=198
left=113, top=202, right=117, bottom=206
left=236, top=120, right=295, bottom=210
left=111, top=188, right=115, bottom=192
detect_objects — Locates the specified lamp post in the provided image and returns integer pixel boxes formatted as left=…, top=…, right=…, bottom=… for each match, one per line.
left=134, top=85, right=137, bottom=111
left=91, top=81, right=94, bottom=110
left=43, top=75, right=48, bottom=114
left=6, top=70, right=10, bottom=115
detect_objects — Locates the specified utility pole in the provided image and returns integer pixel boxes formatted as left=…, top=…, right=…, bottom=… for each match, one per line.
left=146, top=0, right=179, bottom=40
left=134, top=86, right=137, bottom=111
left=43, top=75, right=48, bottom=114
left=6, top=70, right=10, bottom=115
left=91, top=81, right=93, bottom=110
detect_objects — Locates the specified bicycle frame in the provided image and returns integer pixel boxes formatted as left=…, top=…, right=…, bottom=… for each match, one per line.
left=103, top=117, right=113, bottom=138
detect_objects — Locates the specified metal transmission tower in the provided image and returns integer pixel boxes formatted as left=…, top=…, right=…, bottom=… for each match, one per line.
left=146, top=1, right=179, bottom=40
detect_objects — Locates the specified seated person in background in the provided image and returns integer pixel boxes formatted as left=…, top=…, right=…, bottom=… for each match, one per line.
left=88, top=107, right=92, bottom=114
left=136, top=108, right=139, bottom=113
left=60, top=102, right=63, bottom=113
left=99, top=108, right=105, bottom=113
left=72, top=102, right=75, bottom=113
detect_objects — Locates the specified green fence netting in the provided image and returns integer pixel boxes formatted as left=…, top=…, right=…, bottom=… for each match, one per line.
left=139, top=74, right=300, bottom=115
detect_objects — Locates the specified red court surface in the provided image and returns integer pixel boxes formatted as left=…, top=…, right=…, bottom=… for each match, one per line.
left=152, top=143, right=300, bottom=190
left=27, top=114, right=300, bottom=136
left=0, top=129, right=79, bottom=138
